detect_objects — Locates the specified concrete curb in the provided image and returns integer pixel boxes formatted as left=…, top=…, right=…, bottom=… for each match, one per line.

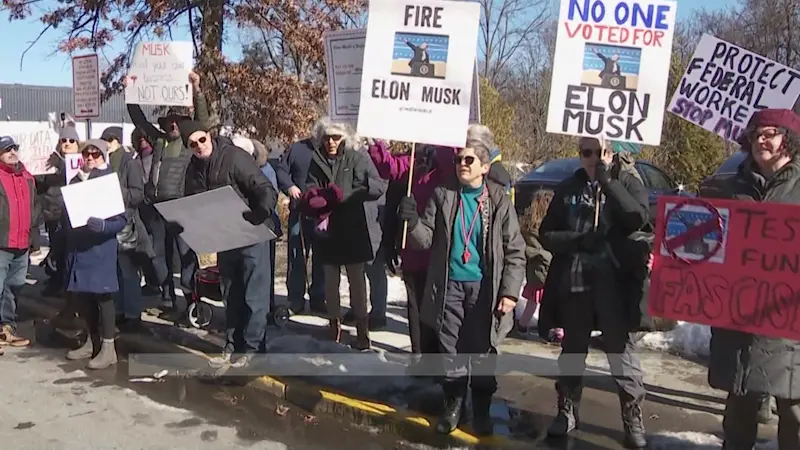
left=19, top=293, right=517, bottom=448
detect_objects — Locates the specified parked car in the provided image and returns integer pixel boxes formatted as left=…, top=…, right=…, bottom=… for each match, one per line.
left=513, top=158, right=691, bottom=223
left=697, top=152, right=746, bottom=198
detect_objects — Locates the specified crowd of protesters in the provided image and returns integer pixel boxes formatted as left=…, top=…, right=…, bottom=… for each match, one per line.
left=0, top=65, right=798, bottom=448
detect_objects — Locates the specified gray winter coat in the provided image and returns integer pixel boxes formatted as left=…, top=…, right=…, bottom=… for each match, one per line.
left=407, top=181, right=526, bottom=348
left=706, top=156, right=800, bottom=399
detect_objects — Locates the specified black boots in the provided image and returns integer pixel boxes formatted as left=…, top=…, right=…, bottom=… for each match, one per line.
left=471, top=390, right=494, bottom=436
left=435, top=394, right=464, bottom=434
left=547, top=394, right=580, bottom=437
left=621, top=401, right=647, bottom=449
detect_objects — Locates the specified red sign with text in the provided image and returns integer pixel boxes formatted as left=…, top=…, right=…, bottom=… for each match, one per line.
left=648, top=196, right=800, bottom=340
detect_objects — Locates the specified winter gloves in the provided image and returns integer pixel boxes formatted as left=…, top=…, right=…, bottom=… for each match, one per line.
left=86, top=217, right=105, bottom=233
left=397, top=196, right=419, bottom=230
left=242, top=209, right=269, bottom=226
left=301, top=183, right=344, bottom=218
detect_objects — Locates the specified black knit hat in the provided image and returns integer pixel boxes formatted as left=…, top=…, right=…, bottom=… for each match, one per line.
left=178, top=120, right=209, bottom=148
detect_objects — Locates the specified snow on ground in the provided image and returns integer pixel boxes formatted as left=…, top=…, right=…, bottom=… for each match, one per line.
left=639, top=322, right=712, bottom=360
left=649, top=432, right=777, bottom=449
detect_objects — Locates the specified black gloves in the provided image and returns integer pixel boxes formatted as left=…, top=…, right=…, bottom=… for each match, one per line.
left=385, top=247, right=401, bottom=275
left=595, top=161, right=612, bottom=185
left=243, top=210, right=269, bottom=226
left=398, top=196, right=419, bottom=230
left=166, top=221, right=184, bottom=235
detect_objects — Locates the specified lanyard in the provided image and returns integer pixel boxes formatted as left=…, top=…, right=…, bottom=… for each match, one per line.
left=458, top=185, right=487, bottom=264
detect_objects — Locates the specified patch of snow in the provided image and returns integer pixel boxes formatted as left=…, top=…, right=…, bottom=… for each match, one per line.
left=649, top=432, right=776, bottom=450
left=640, top=322, right=711, bottom=360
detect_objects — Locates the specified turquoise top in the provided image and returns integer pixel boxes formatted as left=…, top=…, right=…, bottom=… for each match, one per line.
left=449, top=183, right=485, bottom=282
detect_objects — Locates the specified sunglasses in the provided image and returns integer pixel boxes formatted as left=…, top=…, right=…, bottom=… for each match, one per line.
left=82, top=150, right=103, bottom=159
left=189, top=136, right=208, bottom=149
left=580, top=148, right=600, bottom=158
left=1, top=146, right=18, bottom=152
left=61, top=138, right=76, bottom=144
left=326, top=135, right=343, bottom=141
left=454, top=155, right=477, bottom=166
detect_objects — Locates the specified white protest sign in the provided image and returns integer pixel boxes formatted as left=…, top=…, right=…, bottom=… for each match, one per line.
left=72, top=54, right=101, bottom=119
left=546, top=0, right=677, bottom=146
left=357, top=0, right=480, bottom=147
left=125, top=41, right=194, bottom=107
left=0, top=122, right=59, bottom=175
left=324, top=27, right=480, bottom=127
left=64, top=154, right=84, bottom=183
left=61, top=173, right=125, bottom=228
left=668, top=35, right=800, bottom=143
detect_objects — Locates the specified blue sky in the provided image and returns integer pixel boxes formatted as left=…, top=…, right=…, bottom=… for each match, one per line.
left=0, top=0, right=731, bottom=87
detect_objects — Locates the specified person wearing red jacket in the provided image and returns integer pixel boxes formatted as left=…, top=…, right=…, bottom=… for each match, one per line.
left=0, top=136, right=37, bottom=352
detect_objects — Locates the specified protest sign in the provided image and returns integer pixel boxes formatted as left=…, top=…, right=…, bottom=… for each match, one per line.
left=65, top=154, right=84, bottom=183
left=668, top=35, right=800, bottom=143
left=0, top=122, right=58, bottom=175
left=72, top=54, right=100, bottom=119
left=649, top=196, right=800, bottom=340
left=61, top=173, right=125, bottom=228
left=546, top=0, right=677, bottom=146
left=357, top=0, right=480, bottom=147
left=125, top=41, right=194, bottom=107
left=324, top=27, right=480, bottom=127
left=155, top=186, right=277, bottom=254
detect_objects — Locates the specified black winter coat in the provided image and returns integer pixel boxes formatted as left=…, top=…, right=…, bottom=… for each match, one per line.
left=34, top=153, right=68, bottom=223
left=184, top=137, right=278, bottom=231
left=305, top=146, right=387, bottom=265
left=116, top=152, right=154, bottom=258
left=537, top=168, right=649, bottom=338
left=706, top=157, right=800, bottom=399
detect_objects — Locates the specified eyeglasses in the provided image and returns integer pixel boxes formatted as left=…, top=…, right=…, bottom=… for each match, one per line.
left=61, top=138, right=76, bottom=144
left=82, top=150, right=103, bottom=159
left=580, top=148, right=599, bottom=158
left=326, top=135, right=343, bottom=141
left=1, top=146, right=18, bottom=152
left=752, top=128, right=783, bottom=141
left=189, top=136, right=207, bottom=149
left=454, top=155, right=476, bottom=166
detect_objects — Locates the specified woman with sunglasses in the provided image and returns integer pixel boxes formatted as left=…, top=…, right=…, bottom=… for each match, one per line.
left=36, top=125, right=83, bottom=327
left=705, top=109, right=800, bottom=450
left=397, top=124, right=526, bottom=436
left=62, top=140, right=127, bottom=369
left=537, top=137, right=649, bottom=448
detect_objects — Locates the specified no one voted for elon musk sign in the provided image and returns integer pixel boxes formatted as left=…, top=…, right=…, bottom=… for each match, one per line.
left=648, top=196, right=800, bottom=341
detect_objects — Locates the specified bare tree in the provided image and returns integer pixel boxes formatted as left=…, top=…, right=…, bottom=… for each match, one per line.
left=478, top=0, right=551, bottom=89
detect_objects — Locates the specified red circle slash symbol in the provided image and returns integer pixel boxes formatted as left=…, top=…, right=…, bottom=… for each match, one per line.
left=663, top=199, right=724, bottom=265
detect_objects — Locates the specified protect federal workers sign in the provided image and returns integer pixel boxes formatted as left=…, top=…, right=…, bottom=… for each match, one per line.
left=546, top=0, right=677, bottom=146
left=357, top=0, right=480, bottom=147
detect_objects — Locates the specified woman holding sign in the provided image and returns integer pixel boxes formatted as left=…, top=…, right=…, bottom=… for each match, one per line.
left=62, top=140, right=127, bottom=370
left=706, top=109, right=800, bottom=450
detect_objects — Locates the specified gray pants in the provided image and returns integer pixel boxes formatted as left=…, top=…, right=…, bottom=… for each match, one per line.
left=724, top=393, right=800, bottom=449
left=439, top=279, right=496, bottom=397
left=557, top=272, right=645, bottom=404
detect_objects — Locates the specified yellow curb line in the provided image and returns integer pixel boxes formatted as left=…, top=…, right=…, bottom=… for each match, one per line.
left=251, top=375, right=515, bottom=447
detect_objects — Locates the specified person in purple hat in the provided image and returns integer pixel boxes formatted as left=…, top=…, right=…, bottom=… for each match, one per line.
left=706, top=108, right=800, bottom=450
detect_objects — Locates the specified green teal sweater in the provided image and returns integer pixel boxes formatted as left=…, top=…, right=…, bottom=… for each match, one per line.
left=449, top=183, right=484, bottom=281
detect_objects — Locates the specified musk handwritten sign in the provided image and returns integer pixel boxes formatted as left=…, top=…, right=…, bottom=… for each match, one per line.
left=546, top=0, right=677, bottom=146
left=668, top=34, right=800, bottom=143
left=649, top=196, right=800, bottom=340
left=125, top=41, right=194, bottom=107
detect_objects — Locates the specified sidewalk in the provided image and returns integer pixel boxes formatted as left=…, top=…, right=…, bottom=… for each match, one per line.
left=22, top=251, right=779, bottom=448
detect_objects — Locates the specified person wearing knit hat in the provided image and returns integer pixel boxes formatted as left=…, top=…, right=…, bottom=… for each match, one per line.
left=62, top=135, right=127, bottom=370
left=707, top=107, right=800, bottom=450
left=58, top=125, right=81, bottom=155
left=181, top=120, right=278, bottom=369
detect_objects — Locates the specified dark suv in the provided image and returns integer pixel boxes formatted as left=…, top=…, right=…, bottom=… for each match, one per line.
left=513, top=158, right=691, bottom=222
left=697, top=152, right=746, bottom=198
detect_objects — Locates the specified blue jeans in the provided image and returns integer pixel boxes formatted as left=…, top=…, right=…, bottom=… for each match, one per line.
left=287, top=211, right=325, bottom=310
left=365, top=247, right=387, bottom=320
left=0, top=249, right=29, bottom=329
left=219, top=240, right=271, bottom=355
left=114, top=251, right=143, bottom=320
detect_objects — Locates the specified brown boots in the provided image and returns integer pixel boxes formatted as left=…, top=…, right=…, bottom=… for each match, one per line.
left=0, top=325, right=30, bottom=348
left=328, top=318, right=370, bottom=350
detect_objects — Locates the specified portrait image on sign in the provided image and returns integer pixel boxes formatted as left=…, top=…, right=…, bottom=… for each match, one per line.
left=582, top=43, right=641, bottom=91
left=661, top=201, right=730, bottom=264
left=391, top=32, right=448, bottom=79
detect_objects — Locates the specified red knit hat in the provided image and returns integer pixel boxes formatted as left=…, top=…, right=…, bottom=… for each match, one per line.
left=748, top=109, right=800, bottom=135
